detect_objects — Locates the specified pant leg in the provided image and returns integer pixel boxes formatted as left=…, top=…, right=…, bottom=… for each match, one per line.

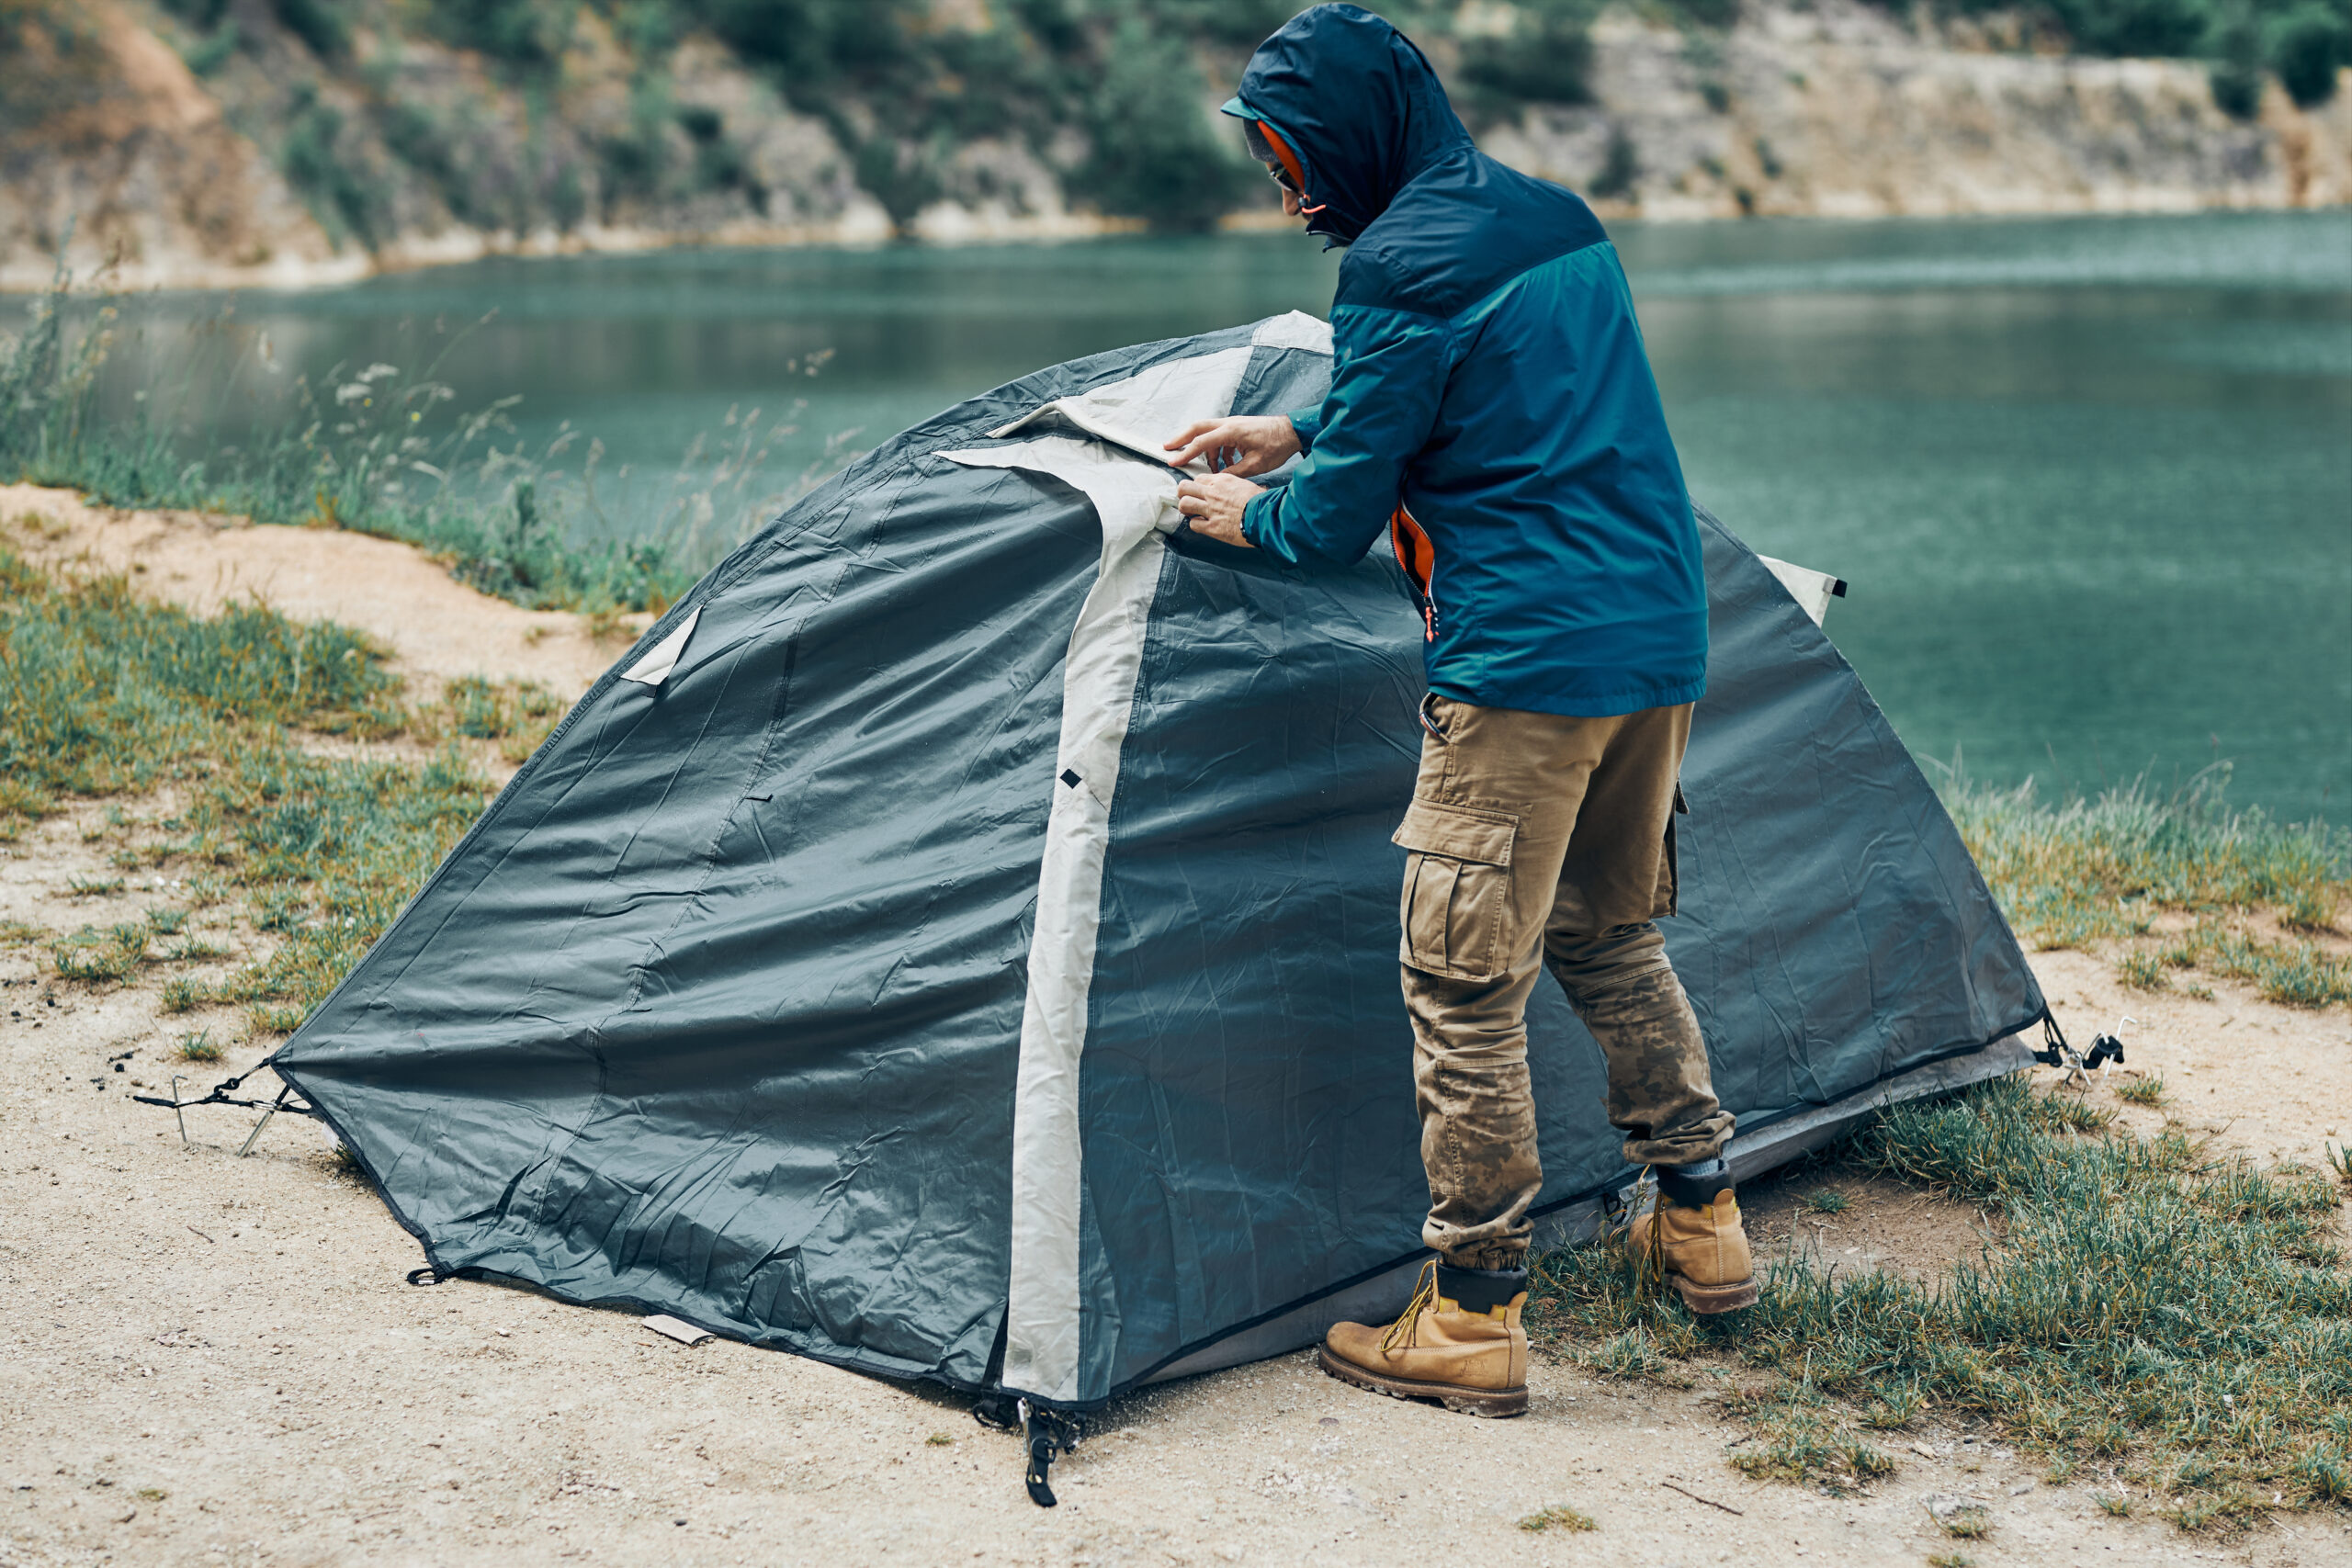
left=1396, top=698, right=1614, bottom=1270
left=1542, top=703, right=1732, bottom=1167
left=1544, top=924, right=1732, bottom=1166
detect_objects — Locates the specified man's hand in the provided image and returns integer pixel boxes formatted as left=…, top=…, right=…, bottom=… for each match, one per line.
left=1163, top=414, right=1301, bottom=478
left=1174, top=472, right=1262, bottom=547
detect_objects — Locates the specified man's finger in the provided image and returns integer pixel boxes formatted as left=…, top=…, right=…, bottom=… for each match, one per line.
left=1163, top=420, right=1223, bottom=454
left=1174, top=429, right=1239, bottom=468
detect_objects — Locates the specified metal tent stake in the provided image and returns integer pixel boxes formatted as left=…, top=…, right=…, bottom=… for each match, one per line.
left=238, top=1085, right=292, bottom=1156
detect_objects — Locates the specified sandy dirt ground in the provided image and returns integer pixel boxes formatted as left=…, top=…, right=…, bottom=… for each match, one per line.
left=2, top=492, right=2347, bottom=1567
left=0, top=485, right=647, bottom=704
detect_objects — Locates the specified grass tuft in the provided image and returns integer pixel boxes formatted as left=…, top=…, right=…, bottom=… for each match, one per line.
left=1517, top=1503, right=1598, bottom=1532
left=1942, top=773, right=2346, bottom=952
left=248, top=1002, right=313, bottom=1035
left=2184, top=920, right=2351, bottom=1008
left=2116, top=1075, right=2166, bottom=1108
left=175, top=1029, right=221, bottom=1064
left=1938, top=1506, right=1991, bottom=1539
left=1800, top=1187, right=1850, bottom=1215
left=418, top=675, right=565, bottom=763
left=2278, top=885, right=2339, bottom=933
left=51, top=922, right=146, bottom=981
left=2115, top=950, right=2170, bottom=991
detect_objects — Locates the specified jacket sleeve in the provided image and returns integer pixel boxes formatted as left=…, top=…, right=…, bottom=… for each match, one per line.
left=1243, top=306, right=1452, bottom=573
left=1286, top=405, right=1323, bottom=451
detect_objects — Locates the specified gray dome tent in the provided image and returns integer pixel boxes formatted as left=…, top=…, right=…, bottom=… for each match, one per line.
left=274, top=311, right=2048, bottom=1495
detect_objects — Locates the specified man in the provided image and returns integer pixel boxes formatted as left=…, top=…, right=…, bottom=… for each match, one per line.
left=1161, top=4, right=1755, bottom=1420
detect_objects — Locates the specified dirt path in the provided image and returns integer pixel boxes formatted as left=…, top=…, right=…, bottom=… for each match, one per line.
left=2, top=484, right=647, bottom=703
left=2, top=493, right=2346, bottom=1567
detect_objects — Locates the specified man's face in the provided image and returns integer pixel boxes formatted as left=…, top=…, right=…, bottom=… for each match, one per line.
left=1265, top=162, right=1306, bottom=220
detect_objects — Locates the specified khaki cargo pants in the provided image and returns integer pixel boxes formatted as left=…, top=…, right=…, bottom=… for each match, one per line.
left=1396, top=696, right=1733, bottom=1270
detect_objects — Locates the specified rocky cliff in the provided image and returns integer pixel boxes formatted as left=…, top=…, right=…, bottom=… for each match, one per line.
left=1, top=0, right=2345, bottom=292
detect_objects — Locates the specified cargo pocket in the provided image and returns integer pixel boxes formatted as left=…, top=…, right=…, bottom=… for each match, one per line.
left=1393, top=799, right=1520, bottom=982
left=1654, top=782, right=1688, bottom=919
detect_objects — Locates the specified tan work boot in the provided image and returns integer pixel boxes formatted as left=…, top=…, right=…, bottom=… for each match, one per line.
left=1619, top=1158, right=1758, bottom=1313
left=1317, top=1260, right=1529, bottom=1416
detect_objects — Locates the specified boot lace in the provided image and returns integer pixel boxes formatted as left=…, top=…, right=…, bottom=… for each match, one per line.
left=1379, top=1259, right=1440, bottom=1354
left=1613, top=1169, right=1669, bottom=1300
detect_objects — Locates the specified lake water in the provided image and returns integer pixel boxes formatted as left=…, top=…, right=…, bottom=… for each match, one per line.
left=86, top=211, right=2352, bottom=821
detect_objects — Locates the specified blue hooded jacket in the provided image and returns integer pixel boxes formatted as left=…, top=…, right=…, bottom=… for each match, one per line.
left=1231, top=5, right=1706, bottom=717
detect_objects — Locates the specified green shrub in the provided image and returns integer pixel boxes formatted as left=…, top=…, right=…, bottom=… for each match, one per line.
left=424, top=0, right=574, bottom=67
left=281, top=88, right=383, bottom=250
left=1458, top=0, right=1595, bottom=108
left=1589, top=124, right=1640, bottom=200
left=1081, top=20, right=1255, bottom=231
left=179, top=20, right=240, bottom=76
left=2045, top=0, right=2216, bottom=55
left=688, top=0, right=919, bottom=78
left=272, top=0, right=349, bottom=59
left=2208, top=0, right=2269, bottom=114
left=379, top=101, right=481, bottom=226
left=2268, top=1, right=2352, bottom=104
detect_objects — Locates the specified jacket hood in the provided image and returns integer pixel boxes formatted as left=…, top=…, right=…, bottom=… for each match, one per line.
left=1226, top=5, right=1473, bottom=246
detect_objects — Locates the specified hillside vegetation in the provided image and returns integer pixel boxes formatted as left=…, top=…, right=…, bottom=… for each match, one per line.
left=2, top=0, right=2348, bottom=288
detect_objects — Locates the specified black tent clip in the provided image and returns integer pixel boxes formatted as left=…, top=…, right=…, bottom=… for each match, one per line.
left=1016, top=1397, right=1081, bottom=1508
left=2031, top=1015, right=2127, bottom=1089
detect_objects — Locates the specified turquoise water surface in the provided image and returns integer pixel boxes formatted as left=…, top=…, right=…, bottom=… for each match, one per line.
left=94, top=210, right=2352, bottom=819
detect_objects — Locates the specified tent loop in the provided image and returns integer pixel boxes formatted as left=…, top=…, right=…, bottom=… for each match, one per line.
left=1015, top=1397, right=1082, bottom=1508
left=405, top=1265, right=464, bottom=1288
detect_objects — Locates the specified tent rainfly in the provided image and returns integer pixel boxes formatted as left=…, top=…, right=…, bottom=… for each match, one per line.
left=273, top=312, right=2052, bottom=1504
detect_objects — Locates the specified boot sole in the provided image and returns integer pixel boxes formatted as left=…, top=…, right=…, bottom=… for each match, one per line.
left=1668, top=1271, right=1758, bottom=1314
left=1315, top=1345, right=1528, bottom=1417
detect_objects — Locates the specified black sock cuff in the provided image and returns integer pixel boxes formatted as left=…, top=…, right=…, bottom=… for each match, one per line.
left=1436, top=1262, right=1527, bottom=1313
left=1655, top=1156, right=1732, bottom=1208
